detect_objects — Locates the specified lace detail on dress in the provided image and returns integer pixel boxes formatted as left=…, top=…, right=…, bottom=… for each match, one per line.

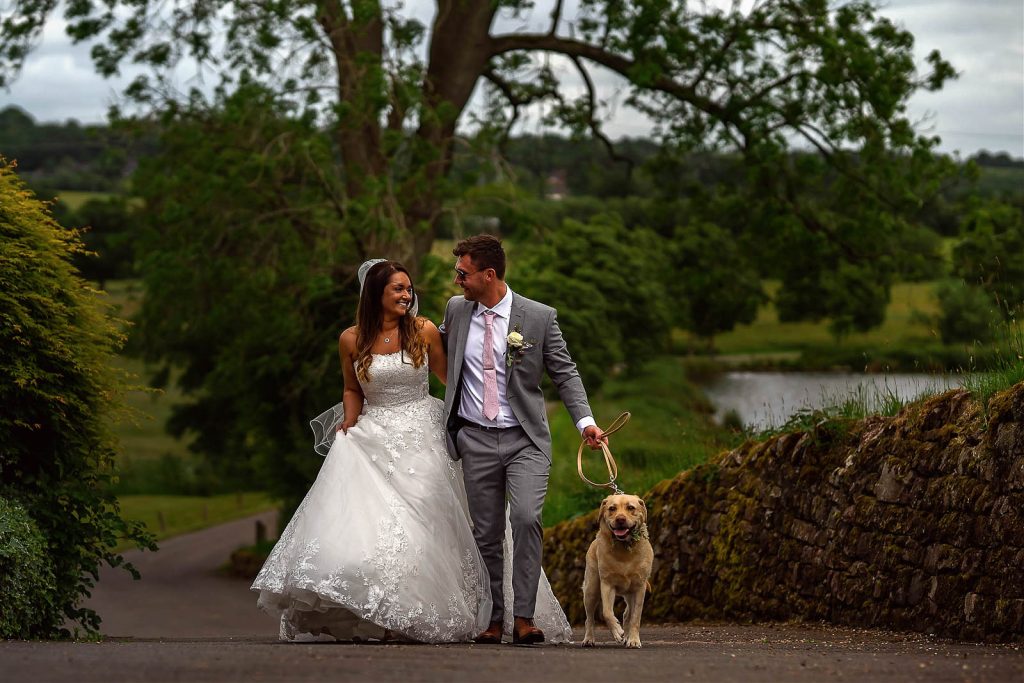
left=253, top=353, right=489, bottom=643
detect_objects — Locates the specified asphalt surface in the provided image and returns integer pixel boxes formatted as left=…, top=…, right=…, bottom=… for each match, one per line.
left=3, top=513, right=1021, bottom=682
left=77, top=510, right=281, bottom=639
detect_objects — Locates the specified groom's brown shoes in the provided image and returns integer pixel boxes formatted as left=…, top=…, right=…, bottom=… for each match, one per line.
left=474, top=621, right=503, bottom=644
left=512, top=617, right=545, bottom=645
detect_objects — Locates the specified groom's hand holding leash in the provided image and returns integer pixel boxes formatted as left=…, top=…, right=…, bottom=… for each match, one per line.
left=583, top=425, right=607, bottom=450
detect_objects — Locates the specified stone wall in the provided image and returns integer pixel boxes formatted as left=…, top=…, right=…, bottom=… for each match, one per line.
left=543, top=382, right=1024, bottom=642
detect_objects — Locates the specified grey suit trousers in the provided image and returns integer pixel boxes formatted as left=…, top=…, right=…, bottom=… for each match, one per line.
left=457, top=423, right=549, bottom=622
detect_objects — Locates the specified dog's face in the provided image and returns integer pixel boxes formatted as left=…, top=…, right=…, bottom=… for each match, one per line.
left=600, top=494, right=647, bottom=542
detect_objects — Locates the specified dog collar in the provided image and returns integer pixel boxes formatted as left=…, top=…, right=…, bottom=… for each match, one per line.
left=608, top=521, right=649, bottom=547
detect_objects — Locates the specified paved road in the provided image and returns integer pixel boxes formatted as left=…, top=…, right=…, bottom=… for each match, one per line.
left=4, top=625, right=1022, bottom=683
left=82, top=510, right=281, bottom=639
left=3, top=513, right=1021, bottom=682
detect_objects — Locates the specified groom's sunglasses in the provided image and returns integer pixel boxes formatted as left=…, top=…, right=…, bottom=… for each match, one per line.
left=454, top=266, right=478, bottom=281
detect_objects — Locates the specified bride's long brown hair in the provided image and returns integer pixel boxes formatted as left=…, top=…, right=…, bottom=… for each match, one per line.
left=354, top=261, right=426, bottom=383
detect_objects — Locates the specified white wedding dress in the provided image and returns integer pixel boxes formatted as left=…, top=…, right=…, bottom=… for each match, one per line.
left=251, top=351, right=572, bottom=643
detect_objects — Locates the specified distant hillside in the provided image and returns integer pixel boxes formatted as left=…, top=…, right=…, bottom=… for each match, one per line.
left=1, top=104, right=1020, bottom=202
left=0, top=106, right=157, bottom=192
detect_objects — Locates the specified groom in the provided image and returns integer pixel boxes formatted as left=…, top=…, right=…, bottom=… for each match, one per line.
left=439, top=234, right=606, bottom=644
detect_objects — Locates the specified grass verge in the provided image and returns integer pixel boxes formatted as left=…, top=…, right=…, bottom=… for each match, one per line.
left=116, top=492, right=277, bottom=551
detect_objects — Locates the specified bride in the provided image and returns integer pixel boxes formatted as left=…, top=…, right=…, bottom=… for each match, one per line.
left=251, top=259, right=572, bottom=643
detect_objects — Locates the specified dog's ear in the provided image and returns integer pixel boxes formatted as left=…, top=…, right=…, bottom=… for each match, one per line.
left=638, top=498, right=647, bottom=521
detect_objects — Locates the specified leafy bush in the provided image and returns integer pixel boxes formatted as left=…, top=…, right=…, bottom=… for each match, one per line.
left=0, top=159, right=155, bottom=637
left=0, top=498, right=59, bottom=639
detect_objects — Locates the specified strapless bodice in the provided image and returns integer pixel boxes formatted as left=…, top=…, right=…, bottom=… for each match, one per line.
left=359, top=352, right=430, bottom=408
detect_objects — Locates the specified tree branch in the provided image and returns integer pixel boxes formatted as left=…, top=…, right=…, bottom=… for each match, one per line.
left=482, top=68, right=526, bottom=150
left=548, top=0, right=565, bottom=37
left=567, top=55, right=634, bottom=177
left=489, top=33, right=738, bottom=127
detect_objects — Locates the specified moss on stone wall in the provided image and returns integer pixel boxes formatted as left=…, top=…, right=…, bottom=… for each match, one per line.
left=544, top=382, right=1024, bottom=642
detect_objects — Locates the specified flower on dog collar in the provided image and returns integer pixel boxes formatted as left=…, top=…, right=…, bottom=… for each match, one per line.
left=607, top=521, right=649, bottom=548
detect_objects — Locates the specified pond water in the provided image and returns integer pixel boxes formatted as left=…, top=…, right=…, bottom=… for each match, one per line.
left=698, top=372, right=963, bottom=431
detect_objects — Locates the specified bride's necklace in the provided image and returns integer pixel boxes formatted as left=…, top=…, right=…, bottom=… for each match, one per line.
left=382, top=327, right=398, bottom=344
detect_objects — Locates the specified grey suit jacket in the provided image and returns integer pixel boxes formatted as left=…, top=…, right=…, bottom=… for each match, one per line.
left=439, top=291, right=592, bottom=462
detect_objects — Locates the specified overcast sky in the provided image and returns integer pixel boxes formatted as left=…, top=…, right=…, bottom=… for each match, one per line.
left=2, top=0, right=1021, bottom=157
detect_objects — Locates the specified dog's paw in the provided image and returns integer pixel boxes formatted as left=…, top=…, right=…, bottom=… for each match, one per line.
left=625, top=636, right=642, bottom=649
left=581, top=636, right=596, bottom=648
left=610, top=622, right=625, bottom=643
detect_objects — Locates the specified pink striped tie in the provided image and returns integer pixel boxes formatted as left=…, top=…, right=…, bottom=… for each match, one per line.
left=482, top=311, right=499, bottom=421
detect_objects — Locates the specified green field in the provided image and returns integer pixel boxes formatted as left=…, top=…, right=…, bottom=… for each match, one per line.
left=116, top=493, right=277, bottom=551
left=98, top=281, right=194, bottom=468
left=53, top=189, right=116, bottom=211
left=677, top=280, right=942, bottom=356
left=113, top=356, right=192, bottom=462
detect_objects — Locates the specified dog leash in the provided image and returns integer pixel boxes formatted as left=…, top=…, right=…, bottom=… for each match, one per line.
left=577, top=411, right=631, bottom=495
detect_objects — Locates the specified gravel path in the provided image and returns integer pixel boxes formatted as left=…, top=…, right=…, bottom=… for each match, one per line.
left=3, top=513, right=1020, bottom=682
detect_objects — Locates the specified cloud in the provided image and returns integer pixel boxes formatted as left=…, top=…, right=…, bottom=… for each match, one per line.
left=883, top=0, right=1024, bottom=155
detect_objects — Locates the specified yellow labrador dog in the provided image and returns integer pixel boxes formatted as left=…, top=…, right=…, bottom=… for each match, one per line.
left=581, top=493, right=654, bottom=649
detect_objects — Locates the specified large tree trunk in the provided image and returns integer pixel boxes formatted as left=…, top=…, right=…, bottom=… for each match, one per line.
left=318, top=2, right=386, bottom=196
left=317, top=3, right=496, bottom=274
left=401, top=2, right=499, bottom=271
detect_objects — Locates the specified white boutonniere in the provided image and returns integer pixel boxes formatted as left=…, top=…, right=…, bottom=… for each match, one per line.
left=505, top=325, right=534, bottom=367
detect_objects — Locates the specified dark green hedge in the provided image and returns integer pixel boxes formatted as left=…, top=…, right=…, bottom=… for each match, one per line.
left=0, top=158, right=154, bottom=638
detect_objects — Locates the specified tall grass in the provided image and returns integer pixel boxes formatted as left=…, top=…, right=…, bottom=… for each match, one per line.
left=958, top=319, right=1024, bottom=403
left=753, top=379, right=913, bottom=441
left=544, top=356, right=734, bottom=525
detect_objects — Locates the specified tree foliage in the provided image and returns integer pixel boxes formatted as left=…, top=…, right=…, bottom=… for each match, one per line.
left=514, top=213, right=672, bottom=391
left=951, top=200, right=1024, bottom=319
left=72, top=196, right=137, bottom=287
left=0, top=106, right=152, bottom=191
left=0, top=159, right=155, bottom=637
left=1, top=0, right=956, bottom=267
left=0, top=1, right=967, bottom=507
left=130, top=85, right=369, bottom=505
left=670, top=220, right=764, bottom=343
left=933, top=280, right=1002, bottom=346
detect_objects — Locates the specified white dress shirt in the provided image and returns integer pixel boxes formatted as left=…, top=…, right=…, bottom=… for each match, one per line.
left=459, top=287, right=596, bottom=434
